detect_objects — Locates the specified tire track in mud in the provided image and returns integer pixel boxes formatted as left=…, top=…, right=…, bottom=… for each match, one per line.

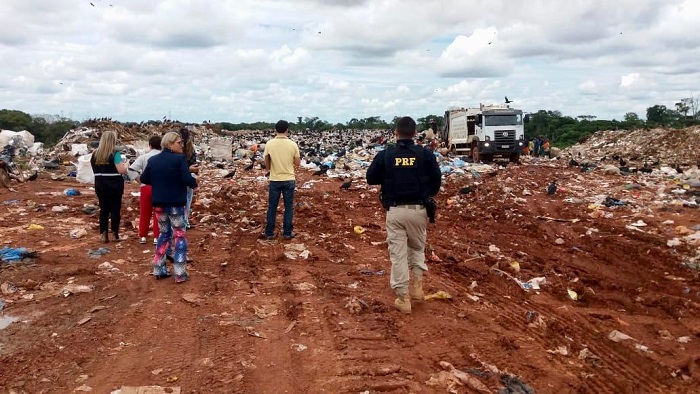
left=245, top=251, right=424, bottom=394
left=435, top=260, right=677, bottom=393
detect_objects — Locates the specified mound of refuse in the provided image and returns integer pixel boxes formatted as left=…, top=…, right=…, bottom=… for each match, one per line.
left=562, top=126, right=700, bottom=167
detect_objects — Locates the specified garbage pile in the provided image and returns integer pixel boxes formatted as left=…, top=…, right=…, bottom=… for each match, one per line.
left=50, top=121, right=231, bottom=160
left=562, top=126, right=700, bottom=166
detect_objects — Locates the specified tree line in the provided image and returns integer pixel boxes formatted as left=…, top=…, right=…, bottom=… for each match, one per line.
left=1, top=99, right=698, bottom=148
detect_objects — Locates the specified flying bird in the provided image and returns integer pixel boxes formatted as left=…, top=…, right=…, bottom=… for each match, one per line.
left=90, top=2, right=94, bottom=6
left=546, top=181, right=557, bottom=195
left=505, top=96, right=514, bottom=104
left=339, top=180, right=352, bottom=190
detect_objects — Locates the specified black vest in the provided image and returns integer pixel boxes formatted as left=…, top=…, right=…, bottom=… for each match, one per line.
left=381, top=141, right=429, bottom=206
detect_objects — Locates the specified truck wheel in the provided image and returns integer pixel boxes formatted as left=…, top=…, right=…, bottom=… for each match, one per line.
left=510, top=153, right=520, bottom=164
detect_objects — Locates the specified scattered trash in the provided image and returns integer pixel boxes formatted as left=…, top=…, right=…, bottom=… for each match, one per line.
left=547, top=346, right=569, bottom=356
left=27, top=224, right=44, bottom=230
left=353, top=225, right=366, bottom=235
left=424, top=291, right=452, bottom=301
left=345, top=296, right=368, bottom=314
left=64, top=188, right=81, bottom=197
left=554, top=238, right=565, bottom=245
left=253, top=306, right=278, bottom=319
left=630, top=220, right=648, bottom=227
left=509, top=261, right=521, bottom=272
left=283, top=243, right=311, bottom=260
left=429, top=251, right=442, bottom=262
left=1, top=282, right=18, bottom=294
left=675, top=226, right=692, bottom=235
left=244, top=326, right=266, bottom=339
left=291, top=343, right=307, bottom=352
left=87, top=247, right=109, bottom=259
left=678, top=336, right=691, bottom=344
left=61, top=284, right=94, bottom=297
left=70, top=228, right=88, bottom=239
left=667, top=238, right=682, bottom=247
left=359, top=269, right=385, bottom=276
left=635, top=343, right=653, bottom=353
left=81, top=205, right=98, bottom=214
left=488, top=244, right=501, bottom=253
left=608, top=330, right=635, bottom=342
left=426, top=361, right=491, bottom=394
left=500, top=374, right=536, bottom=394
left=51, top=205, right=70, bottom=213
left=604, top=197, right=626, bottom=207
left=3, top=199, right=19, bottom=205
left=74, top=384, right=93, bottom=392
left=77, top=317, right=92, bottom=326
left=525, top=311, right=537, bottom=322
left=567, top=289, right=579, bottom=301
left=0, top=246, right=38, bottom=262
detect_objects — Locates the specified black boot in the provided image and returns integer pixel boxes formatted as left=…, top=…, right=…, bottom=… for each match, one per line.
left=100, top=231, right=109, bottom=243
left=112, top=231, right=122, bottom=242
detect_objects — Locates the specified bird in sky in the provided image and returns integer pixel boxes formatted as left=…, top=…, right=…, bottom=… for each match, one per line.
left=505, top=96, right=514, bottom=104
left=90, top=2, right=94, bottom=6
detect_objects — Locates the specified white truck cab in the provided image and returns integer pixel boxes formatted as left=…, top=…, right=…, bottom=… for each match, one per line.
left=443, top=103, right=526, bottom=163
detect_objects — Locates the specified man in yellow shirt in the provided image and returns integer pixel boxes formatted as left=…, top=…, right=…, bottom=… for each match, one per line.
left=263, top=120, right=301, bottom=240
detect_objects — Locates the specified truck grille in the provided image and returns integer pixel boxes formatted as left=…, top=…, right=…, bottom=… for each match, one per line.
left=494, top=130, right=515, bottom=149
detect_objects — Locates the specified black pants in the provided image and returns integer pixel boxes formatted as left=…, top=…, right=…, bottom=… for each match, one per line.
left=95, top=179, right=124, bottom=234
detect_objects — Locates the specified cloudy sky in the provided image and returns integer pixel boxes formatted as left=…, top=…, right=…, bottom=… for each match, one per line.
left=0, top=0, right=698, bottom=124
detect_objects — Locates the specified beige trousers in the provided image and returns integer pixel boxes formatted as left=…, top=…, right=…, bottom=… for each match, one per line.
left=386, top=205, right=429, bottom=296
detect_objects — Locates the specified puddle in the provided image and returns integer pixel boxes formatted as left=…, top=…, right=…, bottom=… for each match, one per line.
left=0, top=315, right=18, bottom=329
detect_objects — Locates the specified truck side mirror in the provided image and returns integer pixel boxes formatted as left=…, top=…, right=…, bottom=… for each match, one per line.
left=477, top=114, right=483, bottom=124
left=524, top=114, right=530, bottom=124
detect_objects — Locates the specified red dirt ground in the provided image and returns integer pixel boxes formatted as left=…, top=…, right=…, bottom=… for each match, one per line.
left=0, top=163, right=698, bottom=393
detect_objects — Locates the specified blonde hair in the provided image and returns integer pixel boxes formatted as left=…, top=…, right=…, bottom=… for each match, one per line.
left=94, top=130, right=118, bottom=165
left=161, top=131, right=180, bottom=150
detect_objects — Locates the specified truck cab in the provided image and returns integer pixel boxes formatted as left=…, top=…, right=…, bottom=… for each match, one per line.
left=444, top=104, right=526, bottom=163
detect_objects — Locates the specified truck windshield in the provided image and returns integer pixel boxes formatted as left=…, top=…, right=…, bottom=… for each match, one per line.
left=484, top=114, right=522, bottom=126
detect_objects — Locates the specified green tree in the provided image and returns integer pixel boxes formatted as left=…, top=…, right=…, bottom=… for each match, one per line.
left=0, top=109, right=32, bottom=131
left=646, top=105, right=668, bottom=124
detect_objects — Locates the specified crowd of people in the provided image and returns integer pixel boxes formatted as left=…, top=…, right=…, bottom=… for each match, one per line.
left=89, top=118, right=443, bottom=315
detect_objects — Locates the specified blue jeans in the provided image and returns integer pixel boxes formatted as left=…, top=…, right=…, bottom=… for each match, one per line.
left=184, top=187, right=194, bottom=226
left=265, top=180, right=295, bottom=237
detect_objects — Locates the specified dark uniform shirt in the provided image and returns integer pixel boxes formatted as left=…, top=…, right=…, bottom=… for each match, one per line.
left=366, top=139, right=441, bottom=206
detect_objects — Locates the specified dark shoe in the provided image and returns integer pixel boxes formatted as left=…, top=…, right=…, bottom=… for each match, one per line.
left=154, top=272, right=172, bottom=279
left=283, top=233, right=295, bottom=240
left=100, top=232, right=109, bottom=243
left=174, top=273, right=189, bottom=283
left=112, top=232, right=122, bottom=242
left=166, top=254, right=174, bottom=262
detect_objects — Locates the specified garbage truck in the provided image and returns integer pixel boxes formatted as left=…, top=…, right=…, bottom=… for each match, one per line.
left=442, top=103, right=527, bottom=163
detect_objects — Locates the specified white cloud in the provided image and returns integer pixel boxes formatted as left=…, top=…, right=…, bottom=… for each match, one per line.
left=0, top=0, right=697, bottom=123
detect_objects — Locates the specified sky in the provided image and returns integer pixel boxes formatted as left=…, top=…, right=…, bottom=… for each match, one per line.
left=0, top=0, right=698, bottom=124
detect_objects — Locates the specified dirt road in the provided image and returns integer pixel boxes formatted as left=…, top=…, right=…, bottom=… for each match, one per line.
left=1, top=163, right=698, bottom=393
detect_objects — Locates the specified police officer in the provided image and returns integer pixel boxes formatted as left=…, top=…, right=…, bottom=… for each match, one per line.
left=366, top=116, right=442, bottom=314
